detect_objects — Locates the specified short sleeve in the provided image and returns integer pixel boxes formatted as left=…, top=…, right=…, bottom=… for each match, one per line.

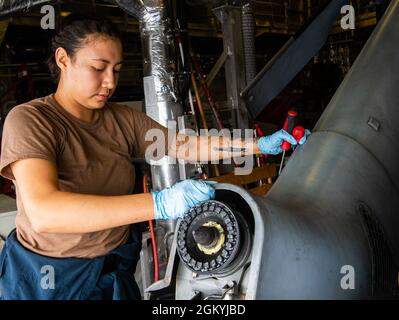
left=0, top=105, right=58, bottom=180
left=129, top=109, right=173, bottom=160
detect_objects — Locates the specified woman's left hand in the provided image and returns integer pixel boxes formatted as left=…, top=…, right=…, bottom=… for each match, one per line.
left=257, top=129, right=312, bottom=155
left=298, top=129, right=312, bottom=145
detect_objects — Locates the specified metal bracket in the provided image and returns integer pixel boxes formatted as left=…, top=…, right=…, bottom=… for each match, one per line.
left=145, top=225, right=179, bottom=293
left=205, top=49, right=229, bottom=89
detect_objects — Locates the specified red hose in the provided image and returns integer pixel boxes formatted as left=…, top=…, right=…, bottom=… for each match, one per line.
left=143, top=175, right=159, bottom=282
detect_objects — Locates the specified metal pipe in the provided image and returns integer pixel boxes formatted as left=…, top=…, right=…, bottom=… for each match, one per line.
left=191, top=73, right=208, bottom=131
left=0, top=0, right=52, bottom=17
left=107, top=0, right=147, bottom=21
left=213, top=5, right=248, bottom=129
left=113, top=0, right=183, bottom=191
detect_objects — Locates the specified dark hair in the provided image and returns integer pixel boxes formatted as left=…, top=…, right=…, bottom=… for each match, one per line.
left=46, top=14, right=123, bottom=83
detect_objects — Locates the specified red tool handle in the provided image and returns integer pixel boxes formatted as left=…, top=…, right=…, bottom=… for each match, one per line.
left=292, top=126, right=305, bottom=142
left=282, top=111, right=298, bottom=151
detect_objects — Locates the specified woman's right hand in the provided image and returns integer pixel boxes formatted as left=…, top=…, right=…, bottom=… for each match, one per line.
left=152, top=180, right=216, bottom=220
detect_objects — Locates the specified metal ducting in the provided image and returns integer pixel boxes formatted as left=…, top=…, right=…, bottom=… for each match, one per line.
left=114, top=0, right=184, bottom=288
left=113, top=0, right=182, bottom=191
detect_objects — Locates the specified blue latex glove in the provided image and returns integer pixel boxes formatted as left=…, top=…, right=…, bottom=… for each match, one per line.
left=298, top=129, right=312, bottom=145
left=257, top=129, right=298, bottom=155
left=152, top=180, right=216, bottom=220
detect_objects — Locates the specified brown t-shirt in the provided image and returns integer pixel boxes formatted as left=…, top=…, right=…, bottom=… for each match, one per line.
left=0, top=93, right=169, bottom=258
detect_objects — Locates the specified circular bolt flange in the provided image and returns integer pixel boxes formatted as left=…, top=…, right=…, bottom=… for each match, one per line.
left=177, top=200, right=241, bottom=274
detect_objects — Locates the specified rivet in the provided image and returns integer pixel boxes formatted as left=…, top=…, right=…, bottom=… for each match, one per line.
left=367, top=117, right=380, bottom=131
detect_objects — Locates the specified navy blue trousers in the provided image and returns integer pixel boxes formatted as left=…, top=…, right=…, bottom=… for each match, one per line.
left=0, top=226, right=142, bottom=300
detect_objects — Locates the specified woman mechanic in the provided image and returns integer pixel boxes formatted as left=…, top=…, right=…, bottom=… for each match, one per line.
left=0, top=15, right=309, bottom=300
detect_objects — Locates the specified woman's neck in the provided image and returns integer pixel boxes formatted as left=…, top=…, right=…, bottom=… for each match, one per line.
left=54, top=85, right=97, bottom=123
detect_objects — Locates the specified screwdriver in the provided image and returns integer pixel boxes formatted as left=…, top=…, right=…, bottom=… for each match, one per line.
left=279, top=125, right=305, bottom=175
left=278, top=111, right=304, bottom=175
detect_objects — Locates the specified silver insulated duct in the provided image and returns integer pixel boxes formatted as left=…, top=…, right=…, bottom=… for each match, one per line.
left=113, top=0, right=183, bottom=288
left=0, top=0, right=52, bottom=17
left=113, top=0, right=182, bottom=191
